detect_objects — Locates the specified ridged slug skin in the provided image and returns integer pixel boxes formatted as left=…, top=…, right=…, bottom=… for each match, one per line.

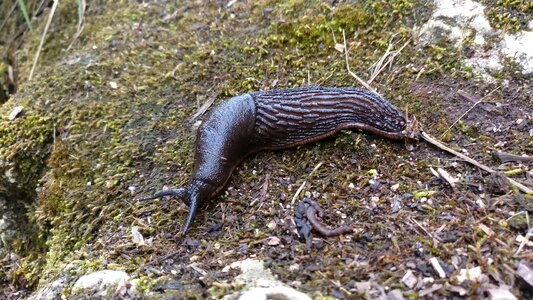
left=144, top=86, right=407, bottom=235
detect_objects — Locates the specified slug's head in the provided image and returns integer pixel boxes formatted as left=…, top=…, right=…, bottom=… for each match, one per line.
left=382, top=113, right=407, bottom=132
left=363, top=97, right=408, bottom=140
left=180, top=179, right=219, bottom=237
left=360, top=90, right=422, bottom=140
left=377, top=105, right=422, bottom=142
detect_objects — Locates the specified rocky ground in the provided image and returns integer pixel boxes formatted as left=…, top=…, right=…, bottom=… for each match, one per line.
left=0, top=0, right=532, bottom=299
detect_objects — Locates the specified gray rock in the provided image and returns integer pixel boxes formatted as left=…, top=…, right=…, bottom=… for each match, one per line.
left=417, top=0, right=533, bottom=79
left=516, top=261, right=533, bottom=289
left=387, top=289, right=405, bottom=300
left=73, top=270, right=130, bottom=291
left=26, top=278, right=66, bottom=300
left=223, top=259, right=311, bottom=300
left=486, top=288, right=518, bottom=300
left=237, top=287, right=311, bottom=300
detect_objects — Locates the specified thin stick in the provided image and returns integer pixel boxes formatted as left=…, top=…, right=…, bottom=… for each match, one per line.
left=66, top=24, right=85, bottom=51
left=457, top=90, right=497, bottom=113
left=189, top=94, right=216, bottom=123
left=515, top=227, right=532, bottom=257
left=421, top=131, right=533, bottom=194
left=496, top=152, right=533, bottom=163
left=410, top=217, right=441, bottom=242
left=368, top=35, right=411, bottom=84
left=0, top=1, right=19, bottom=33
left=342, top=29, right=376, bottom=94
left=67, top=0, right=86, bottom=51
left=291, top=162, right=324, bottom=205
left=440, top=86, right=500, bottom=138
left=29, top=0, right=58, bottom=81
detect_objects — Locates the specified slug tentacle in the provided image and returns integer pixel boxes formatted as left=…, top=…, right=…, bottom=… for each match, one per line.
left=139, top=187, right=189, bottom=204
left=181, top=179, right=218, bottom=236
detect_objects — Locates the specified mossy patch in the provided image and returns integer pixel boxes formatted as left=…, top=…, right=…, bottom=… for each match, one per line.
left=482, top=0, right=533, bottom=33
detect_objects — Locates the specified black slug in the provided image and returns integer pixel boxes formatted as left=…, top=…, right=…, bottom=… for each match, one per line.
left=141, top=86, right=408, bottom=236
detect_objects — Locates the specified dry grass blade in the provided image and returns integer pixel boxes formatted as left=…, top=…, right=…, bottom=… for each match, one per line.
left=189, top=94, right=217, bottom=123
left=0, top=1, right=19, bottom=32
left=291, top=162, right=324, bottom=205
left=410, top=217, right=441, bottom=242
left=440, top=86, right=500, bottom=138
left=368, top=34, right=411, bottom=84
left=29, top=0, right=58, bottom=81
left=421, top=131, right=533, bottom=194
left=514, top=226, right=532, bottom=257
left=67, top=0, right=86, bottom=51
left=342, top=29, right=376, bottom=94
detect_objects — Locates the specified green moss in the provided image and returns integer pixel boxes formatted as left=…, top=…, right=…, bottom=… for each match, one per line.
left=508, top=212, right=528, bottom=231
left=483, top=0, right=533, bottom=33
left=0, top=112, right=53, bottom=187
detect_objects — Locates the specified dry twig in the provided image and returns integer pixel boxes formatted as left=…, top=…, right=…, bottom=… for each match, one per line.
left=368, top=34, right=411, bottom=84
left=496, top=152, right=533, bottom=164
left=421, top=131, right=533, bottom=194
left=66, top=0, right=86, bottom=51
left=291, top=162, right=324, bottom=205
left=342, top=29, right=376, bottom=94
left=457, top=90, right=497, bottom=113
left=441, top=86, right=500, bottom=138
left=29, top=0, right=59, bottom=81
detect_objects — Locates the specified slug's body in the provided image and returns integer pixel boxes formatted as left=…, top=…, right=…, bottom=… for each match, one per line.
left=143, top=87, right=407, bottom=235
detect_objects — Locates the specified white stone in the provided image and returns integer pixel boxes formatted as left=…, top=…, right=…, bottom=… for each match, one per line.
left=499, top=31, right=533, bottom=75
left=26, top=278, right=66, bottom=300
left=73, top=270, right=129, bottom=291
left=433, top=0, right=484, bottom=22
left=222, top=259, right=312, bottom=300
left=237, top=287, right=311, bottom=300
left=430, top=0, right=492, bottom=44
left=456, top=266, right=482, bottom=283
left=486, top=289, right=518, bottom=300
left=8, top=106, right=24, bottom=121
left=464, top=56, right=503, bottom=78
left=402, top=270, right=417, bottom=289
left=417, top=0, right=533, bottom=79
left=234, top=259, right=281, bottom=288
